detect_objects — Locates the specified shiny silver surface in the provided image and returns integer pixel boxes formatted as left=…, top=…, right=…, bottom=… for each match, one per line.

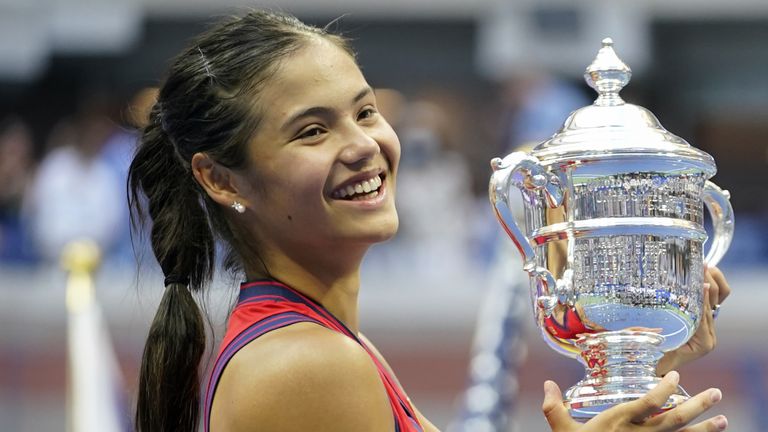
left=489, top=38, right=735, bottom=420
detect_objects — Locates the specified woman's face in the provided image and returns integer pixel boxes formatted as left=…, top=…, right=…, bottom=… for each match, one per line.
left=236, top=38, right=400, bottom=256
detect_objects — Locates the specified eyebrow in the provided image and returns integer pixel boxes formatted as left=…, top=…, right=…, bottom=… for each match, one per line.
left=280, top=87, right=373, bottom=132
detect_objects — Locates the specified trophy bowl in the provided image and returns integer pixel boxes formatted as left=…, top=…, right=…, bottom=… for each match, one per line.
left=488, top=39, right=734, bottom=420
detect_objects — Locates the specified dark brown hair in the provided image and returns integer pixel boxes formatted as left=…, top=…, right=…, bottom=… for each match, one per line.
left=127, top=10, right=353, bottom=431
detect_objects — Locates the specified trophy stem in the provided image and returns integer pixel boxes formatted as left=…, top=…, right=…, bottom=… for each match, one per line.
left=564, top=330, right=690, bottom=421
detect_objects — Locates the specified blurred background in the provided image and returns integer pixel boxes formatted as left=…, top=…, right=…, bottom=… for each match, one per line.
left=1, top=0, right=767, bottom=430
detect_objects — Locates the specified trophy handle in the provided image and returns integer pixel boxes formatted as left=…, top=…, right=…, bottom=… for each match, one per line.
left=702, top=181, right=734, bottom=267
left=490, top=152, right=565, bottom=315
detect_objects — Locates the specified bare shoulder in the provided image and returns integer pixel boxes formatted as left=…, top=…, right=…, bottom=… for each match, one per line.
left=210, top=322, right=394, bottom=432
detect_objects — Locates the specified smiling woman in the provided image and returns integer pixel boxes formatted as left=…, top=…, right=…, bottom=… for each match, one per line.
left=128, top=9, right=729, bottom=432
left=128, top=10, right=419, bottom=432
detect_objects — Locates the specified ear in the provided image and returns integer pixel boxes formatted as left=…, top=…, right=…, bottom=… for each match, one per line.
left=190, top=152, right=250, bottom=210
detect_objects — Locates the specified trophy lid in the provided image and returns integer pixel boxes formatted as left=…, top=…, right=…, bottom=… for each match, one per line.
left=532, top=38, right=716, bottom=175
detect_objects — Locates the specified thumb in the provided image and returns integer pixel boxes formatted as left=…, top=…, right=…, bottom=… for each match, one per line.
left=542, top=380, right=577, bottom=431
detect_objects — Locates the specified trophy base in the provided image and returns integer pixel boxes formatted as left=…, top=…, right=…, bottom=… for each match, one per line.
left=564, top=330, right=690, bottom=421
left=564, top=375, right=690, bottom=421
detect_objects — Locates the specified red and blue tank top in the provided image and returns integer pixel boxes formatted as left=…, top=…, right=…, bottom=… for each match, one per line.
left=204, top=280, right=424, bottom=432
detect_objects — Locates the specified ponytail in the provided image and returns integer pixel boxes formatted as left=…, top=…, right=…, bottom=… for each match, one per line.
left=129, top=110, right=214, bottom=431
left=136, top=282, right=205, bottom=431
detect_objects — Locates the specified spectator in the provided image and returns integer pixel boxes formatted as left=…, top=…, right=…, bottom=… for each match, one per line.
left=23, top=101, right=123, bottom=264
left=0, top=117, right=37, bottom=263
left=395, top=99, right=474, bottom=278
left=498, top=71, right=588, bottom=154
left=98, top=87, right=158, bottom=265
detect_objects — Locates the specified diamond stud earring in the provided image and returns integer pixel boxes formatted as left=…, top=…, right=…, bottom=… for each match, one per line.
left=231, top=201, right=246, bottom=214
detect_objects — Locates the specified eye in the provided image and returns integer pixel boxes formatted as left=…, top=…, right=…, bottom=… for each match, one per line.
left=295, top=126, right=325, bottom=141
left=357, top=107, right=377, bottom=121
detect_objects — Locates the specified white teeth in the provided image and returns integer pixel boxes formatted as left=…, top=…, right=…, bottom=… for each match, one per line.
left=334, top=175, right=382, bottom=199
left=351, top=190, right=379, bottom=201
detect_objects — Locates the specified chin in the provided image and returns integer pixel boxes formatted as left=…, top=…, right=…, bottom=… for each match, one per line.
left=355, top=215, right=399, bottom=245
left=375, top=219, right=400, bottom=243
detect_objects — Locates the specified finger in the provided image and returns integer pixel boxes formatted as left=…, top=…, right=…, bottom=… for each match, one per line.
left=626, top=371, right=680, bottom=423
left=702, top=280, right=712, bottom=312
left=542, top=380, right=579, bottom=430
left=678, top=415, right=728, bottom=432
left=700, top=283, right=717, bottom=347
left=704, top=273, right=719, bottom=310
left=707, top=267, right=731, bottom=303
left=644, top=388, right=723, bottom=431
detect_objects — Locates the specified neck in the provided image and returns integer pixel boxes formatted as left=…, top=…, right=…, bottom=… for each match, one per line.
left=245, top=244, right=367, bottom=334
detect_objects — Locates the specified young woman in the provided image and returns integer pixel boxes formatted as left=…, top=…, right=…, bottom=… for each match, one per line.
left=128, top=10, right=730, bottom=432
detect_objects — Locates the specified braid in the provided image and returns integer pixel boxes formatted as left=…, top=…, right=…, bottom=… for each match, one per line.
left=143, top=111, right=214, bottom=287
left=129, top=107, right=212, bottom=431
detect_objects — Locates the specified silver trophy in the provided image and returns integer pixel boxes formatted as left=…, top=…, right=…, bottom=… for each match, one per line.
left=489, top=38, right=734, bottom=420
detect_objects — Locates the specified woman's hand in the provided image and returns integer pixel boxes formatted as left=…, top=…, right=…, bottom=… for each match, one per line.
left=657, top=267, right=732, bottom=376
left=542, top=371, right=728, bottom=431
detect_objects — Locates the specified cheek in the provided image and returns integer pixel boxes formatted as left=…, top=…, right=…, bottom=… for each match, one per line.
left=260, top=156, right=330, bottom=205
left=377, top=123, right=402, bottom=169
left=253, top=172, right=324, bottom=230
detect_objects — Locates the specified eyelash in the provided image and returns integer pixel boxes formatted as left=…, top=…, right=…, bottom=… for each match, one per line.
left=357, top=107, right=377, bottom=121
left=297, top=127, right=324, bottom=140
left=293, top=106, right=378, bottom=141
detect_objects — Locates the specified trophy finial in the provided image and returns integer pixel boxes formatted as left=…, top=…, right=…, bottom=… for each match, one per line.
left=584, top=37, right=632, bottom=106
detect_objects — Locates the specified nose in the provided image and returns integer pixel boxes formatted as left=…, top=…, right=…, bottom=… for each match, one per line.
left=339, top=124, right=380, bottom=165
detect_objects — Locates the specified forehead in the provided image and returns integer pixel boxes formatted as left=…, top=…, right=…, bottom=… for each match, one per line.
left=259, top=39, right=367, bottom=117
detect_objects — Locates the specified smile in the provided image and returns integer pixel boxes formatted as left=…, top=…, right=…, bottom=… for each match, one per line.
left=331, top=175, right=383, bottom=201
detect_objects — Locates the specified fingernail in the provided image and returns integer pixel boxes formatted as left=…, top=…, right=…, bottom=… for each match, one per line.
left=665, top=370, right=679, bottom=384
left=710, top=388, right=722, bottom=403
left=704, top=282, right=711, bottom=291
left=713, top=415, right=728, bottom=430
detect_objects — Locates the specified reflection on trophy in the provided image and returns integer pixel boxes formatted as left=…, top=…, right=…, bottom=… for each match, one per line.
left=488, top=38, right=734, bottom=420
